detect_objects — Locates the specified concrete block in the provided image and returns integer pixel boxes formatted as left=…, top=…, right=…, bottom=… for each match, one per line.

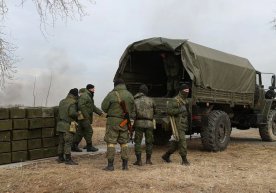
left=12, top=140, right=27, bottom=151
left=0, top=142, right=11, bottom=153
left=42, top=137, right=58, bottom=148
left=0, top=108, right=9, bottom=119
left=42, top=107, right=54, bottom=117
left=10, top=108, right=26, bottom=119
left=42, top=118, right=55, bottom=128
left=0, top=153, right=12, bottom=165
left=13, top=119, right=29, bottom=130
left=42, top=128, right=55, bottom=138
left=28, top=139, right=42, bottom=150
left=28, top=129, right=42, bottom=139
left=0, top=131, right=11, bottom=142
left=12, top=151, right=28, bottom=162
left=29, top=118, right=43, bottom=129
left=28, top=149, right=44, bottom=160
left=43, top=147, right=57, bottom=158
left=26, top=108, right=42, bottom=118
left=0, top=120, right=12, bottom=131
left=12, top=130, right=28, bottom=140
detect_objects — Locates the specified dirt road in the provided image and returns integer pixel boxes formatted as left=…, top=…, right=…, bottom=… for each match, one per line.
left=1, top=128, right=276, bottom=193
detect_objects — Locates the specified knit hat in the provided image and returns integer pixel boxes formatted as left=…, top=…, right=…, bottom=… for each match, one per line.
left=114, top=78, right=125, bottom=87
left=179, top=84, right=190, bottom=92
left=69, top=88, right=79, bottom=97
left=86, top=84, right=94, bottom=90
left=139, top=84, right=148, bottom=95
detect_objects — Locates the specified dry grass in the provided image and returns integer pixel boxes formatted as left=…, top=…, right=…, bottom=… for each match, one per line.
left=1, top=129, right=276, bottom=193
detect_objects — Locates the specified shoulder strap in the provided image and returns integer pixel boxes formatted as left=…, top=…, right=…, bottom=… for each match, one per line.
left=114, top=91, right=121, bottom=103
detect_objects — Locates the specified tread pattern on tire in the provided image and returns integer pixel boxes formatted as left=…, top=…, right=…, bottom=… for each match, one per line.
left=259, top=110, right=276, bottom=142
left=201, top=110, right=231, bottom=152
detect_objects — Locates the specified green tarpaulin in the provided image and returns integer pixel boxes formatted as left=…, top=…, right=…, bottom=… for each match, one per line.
left=117, top=37, right=256, bottom=94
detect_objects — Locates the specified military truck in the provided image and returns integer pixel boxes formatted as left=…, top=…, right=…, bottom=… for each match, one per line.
left=114, top=37, right=276, bottom=151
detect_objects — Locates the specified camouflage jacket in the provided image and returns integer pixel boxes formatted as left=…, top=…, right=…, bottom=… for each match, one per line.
left=167, top=93, right=190, bottom=131
left=101, top=84, right=134, bottom=127
left=56, top=94, right=78, bottom=132
left=133, top=92, right=156, bottom=128
left=78, top=89, right=102, bottom=124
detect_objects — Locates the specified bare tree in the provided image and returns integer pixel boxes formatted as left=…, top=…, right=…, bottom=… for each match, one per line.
left=0, top=0, right=92, bottom=88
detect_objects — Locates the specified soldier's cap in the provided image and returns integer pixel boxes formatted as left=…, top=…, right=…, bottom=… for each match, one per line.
left=139, top=84, right=148, bottom=95
left=79, top=88, right=86, bottom=93
left=179, top=84, right=190, bottom=92
left=86, top=84, right=94, bottom=90
left=114, top=78, right=125, bottom=87
left=69, top=88, right=79, bottom=97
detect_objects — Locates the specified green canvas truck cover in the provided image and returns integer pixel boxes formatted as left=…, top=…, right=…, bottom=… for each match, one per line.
left=116, top=37, right=256, bottom=94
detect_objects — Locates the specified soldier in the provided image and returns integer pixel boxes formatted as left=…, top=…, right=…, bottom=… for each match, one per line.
left=162, top=83, right=191, bottom=165
left=79, top=88, right=86, bottom=96
left=72, top=84, right=104, bottom=152
left=160, top=53, right=181, bottom=97
left=133, top=84, right=156, bottom=166
left=56, top=88, right=79, bottom=165
left=101, top=78, right=134, bottom=171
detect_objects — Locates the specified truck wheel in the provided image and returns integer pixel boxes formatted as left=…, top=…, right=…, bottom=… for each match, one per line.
left=259, top=110, right=276, bottom=141
left=153, top=126, right=172, bottom=146
left=200, top=110, right=231, bottom=152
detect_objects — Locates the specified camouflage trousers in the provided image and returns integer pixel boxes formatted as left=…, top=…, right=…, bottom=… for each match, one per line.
left=58, top=131, right=74, bottom=154
left=134, top=127, right=154, bottom=155
left=73, top=119, right=93, bottom=144
left=167, top=128, right=187, bottom=157
left=104, top=125, right=129, bottom=160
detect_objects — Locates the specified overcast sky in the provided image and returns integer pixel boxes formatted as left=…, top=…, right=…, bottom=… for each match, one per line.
left=1, top=0, right=276, bottom=107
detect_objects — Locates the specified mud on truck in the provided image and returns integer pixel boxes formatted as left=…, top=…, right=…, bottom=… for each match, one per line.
left=114, top=37, right=276, bottom=151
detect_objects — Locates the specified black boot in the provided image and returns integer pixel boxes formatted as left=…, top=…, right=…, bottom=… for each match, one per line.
left=86, top=143, right=99, bottom=152
left=146, top=154, right=153, bottom=165
left=133, top=154, right=142, bottom=166
left=56, top=154, right=65, bottom=163
left=162, top=152, right=172, bottom=163
left=181, top=155, right=190, bottom=166
left=65, top=154, right=78, bottom=165
left=103, top=159, right=114, bottom=171
left=71, top=143, right=82, bottom=152
left=122, top=159, right=128, bottom=170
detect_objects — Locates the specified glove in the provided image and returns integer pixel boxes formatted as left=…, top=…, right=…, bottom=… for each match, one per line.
left=179, top=105, right=187, bottom=113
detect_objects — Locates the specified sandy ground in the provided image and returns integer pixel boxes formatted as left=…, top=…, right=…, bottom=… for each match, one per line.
left=1, top=127, right=276, bottom=193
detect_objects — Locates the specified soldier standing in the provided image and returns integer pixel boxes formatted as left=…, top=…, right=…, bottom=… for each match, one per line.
left=72, top=84, right=103, bottom=152
left=101, top=78, right=134, bottom=171
left=160, top=53, right=181, bottom=97
left=162, top=84, right=191, bottom=165
left=133, top=84, right=156, bottom=166
left=56, top=88, right=79, bottom=165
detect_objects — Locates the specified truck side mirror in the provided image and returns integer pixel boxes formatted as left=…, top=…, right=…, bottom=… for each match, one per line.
left=271, top=75, right=276, bottom=89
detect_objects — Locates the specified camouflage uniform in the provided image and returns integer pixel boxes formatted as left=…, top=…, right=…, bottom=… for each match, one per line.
left=133, top=92, right=155, bottom=165
left=73, top=88, right=103, bottom=152
left=101, top=82, right=134, bottom=170
left=162, top=89, right=191, bottom=165
left=56, top=92, right=78, bottom=164
left=161, top=53, right=181, bottom=96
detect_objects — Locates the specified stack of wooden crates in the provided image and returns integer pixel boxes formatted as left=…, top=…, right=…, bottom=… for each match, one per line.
left=0, top=107, right=58, bottom=165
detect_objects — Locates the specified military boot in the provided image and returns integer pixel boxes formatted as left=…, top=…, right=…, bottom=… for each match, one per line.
left=86, top=143, right=99, bottom=152
left=162, top=152, right=172, bottom=163
left=181, top=155, right=190, bottom=166
left=71, top=143, right=82, bottom=152
left=103, top=159, right=114, bottom=171
left=133, top=154, right=142, bottom=166
left=146, top=154, right=153, bottom=165
left=122, top=159, right=128, bottom=170
left=65, top=154, right=78, bottom=165
left=56, top=154, right=65, bottom=163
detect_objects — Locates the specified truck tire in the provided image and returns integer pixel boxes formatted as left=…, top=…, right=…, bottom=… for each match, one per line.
left=200, top=110, right=231, bottom=152
left=153, top=126, right=172, bottom=146
left=259, top=110, right=276, bottom=141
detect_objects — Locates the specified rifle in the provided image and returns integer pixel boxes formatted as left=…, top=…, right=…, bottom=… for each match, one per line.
left=119, top=100, right=134, bottom=143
